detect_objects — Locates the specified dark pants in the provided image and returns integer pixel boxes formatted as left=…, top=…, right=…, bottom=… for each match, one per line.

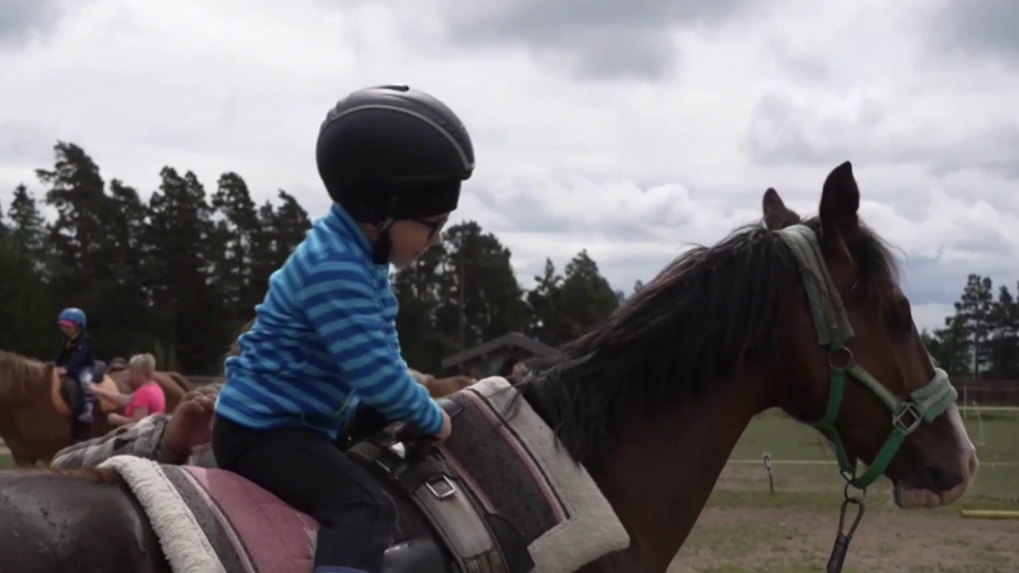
left=212, top=412, right=396, bottom=573
left=63, top=374, right=97, bottom=439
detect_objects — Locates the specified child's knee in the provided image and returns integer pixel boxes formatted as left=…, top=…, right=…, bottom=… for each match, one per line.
left=331, top=486, right=396, bottom=525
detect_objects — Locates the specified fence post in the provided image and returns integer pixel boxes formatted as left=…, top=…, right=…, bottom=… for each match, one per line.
left=763, top=452, right=774, bottom=494
left=963, top=386, right=968, bottom=419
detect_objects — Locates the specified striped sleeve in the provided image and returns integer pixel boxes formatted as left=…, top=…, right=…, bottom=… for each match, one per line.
left=298, top=254, right=444, bottom=435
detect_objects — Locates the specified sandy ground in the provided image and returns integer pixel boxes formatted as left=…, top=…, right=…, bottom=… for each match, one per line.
left=672, top=506, right=1019, bottom=572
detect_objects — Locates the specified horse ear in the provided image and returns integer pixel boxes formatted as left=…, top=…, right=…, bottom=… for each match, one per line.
left=818, top=161, right=860, bottom=264
left=762, top=188, right=801, bottom=230
left=819, top=161, right=860, bottom=237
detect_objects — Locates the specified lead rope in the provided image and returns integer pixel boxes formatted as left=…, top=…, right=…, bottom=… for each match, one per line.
left=828, top=485, right=865, bottom=573
left=777, top=225, right=864, bottom=573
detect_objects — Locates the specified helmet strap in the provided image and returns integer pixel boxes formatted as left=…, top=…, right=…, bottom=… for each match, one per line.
left=372, top=218, right=394, bottom=265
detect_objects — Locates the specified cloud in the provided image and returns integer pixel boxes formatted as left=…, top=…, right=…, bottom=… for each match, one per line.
left=0, top=0, right=68, bottom=48
left=927, top=1, right=1019, bottom=65
left=0, top=0, right=1017, bottom=335
left=0, top=120, right=57, bottom=163
left=742, top=84, right=1019, bottom=184
left=423, top=0, right=757, bottom=81
left=744, top=1, right=1019, bottom=185
left=742, top=86, right=890, bottom=167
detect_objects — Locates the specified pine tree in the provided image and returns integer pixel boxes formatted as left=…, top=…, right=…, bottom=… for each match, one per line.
left=952, top=274, right=995, bottom=377
left=0, top=184, right=55, bottom=354
left=926, top=316, right=970, bottom=376
left=987, top=284, right=1019, bottom=378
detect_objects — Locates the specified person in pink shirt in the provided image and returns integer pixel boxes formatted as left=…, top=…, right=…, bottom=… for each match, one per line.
left=89, top=353, right=166, bottom=426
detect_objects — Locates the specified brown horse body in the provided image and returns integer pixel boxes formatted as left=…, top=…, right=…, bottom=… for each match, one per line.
left=0, top=163, right=979, bottom=572
left=409, top=368, right=477, bottom=398
left=0, top=351, right=191, bottom=466
left=423, top=375, right=476, bottom=398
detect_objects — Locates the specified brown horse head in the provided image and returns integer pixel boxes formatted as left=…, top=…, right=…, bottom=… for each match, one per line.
left=757, top=164, right=975, bottom=508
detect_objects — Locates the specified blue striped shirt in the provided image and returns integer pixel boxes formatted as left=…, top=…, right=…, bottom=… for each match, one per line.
left=215, top=204, right=443, bottom=439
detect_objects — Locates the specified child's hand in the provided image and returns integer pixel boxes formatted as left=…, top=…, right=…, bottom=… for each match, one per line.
left=433, top=409, right=452, bottom=443
left=394, top=408, right=452, bottom=446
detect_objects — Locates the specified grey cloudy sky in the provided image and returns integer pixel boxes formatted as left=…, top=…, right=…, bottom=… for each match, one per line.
left=1, top=0, right=1017, bottom=331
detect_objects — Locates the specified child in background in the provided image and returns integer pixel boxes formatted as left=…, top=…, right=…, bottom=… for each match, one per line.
left=55, top=307, right=97, bottom=423
left=213, top=84, right=475, bottom=573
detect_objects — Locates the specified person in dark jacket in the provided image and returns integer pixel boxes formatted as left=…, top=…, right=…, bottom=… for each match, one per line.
left=55, top=307, right=97, bottom=423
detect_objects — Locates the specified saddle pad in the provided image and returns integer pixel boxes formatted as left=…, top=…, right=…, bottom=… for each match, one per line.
left=100, top=455, right=312, bottom=573
left=440, top=376, right=630, bottom=573
left=51, top=373, right=120, bottom=414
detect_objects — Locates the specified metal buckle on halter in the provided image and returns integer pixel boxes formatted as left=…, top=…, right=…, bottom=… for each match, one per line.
left=892, top=402, right=923, bottom=434
left=827, top=345, right=853, bottom=370
left=425, top=475, right=457, bottom=500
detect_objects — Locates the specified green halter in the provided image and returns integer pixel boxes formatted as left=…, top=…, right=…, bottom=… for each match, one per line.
left=776, top=225, right=958, bottom=489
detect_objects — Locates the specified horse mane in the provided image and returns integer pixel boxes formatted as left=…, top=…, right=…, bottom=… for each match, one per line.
left=516, top=217, right=900, bottom=469
left=0, top=350, right=52, bottom=398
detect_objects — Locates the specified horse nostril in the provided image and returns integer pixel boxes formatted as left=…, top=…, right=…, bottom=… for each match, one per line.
left=968, top=451, right=980, bottom=478
left=926, top=465, right=963, bottom=491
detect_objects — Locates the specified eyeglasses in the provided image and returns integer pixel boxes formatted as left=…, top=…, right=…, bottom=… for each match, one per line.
left=411, top=217, right=448, bottom=238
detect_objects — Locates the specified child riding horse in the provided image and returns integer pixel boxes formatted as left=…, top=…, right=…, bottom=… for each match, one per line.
left=213, top=84, right=474, bottom=573
left=55, top=307, right=97, bottom=427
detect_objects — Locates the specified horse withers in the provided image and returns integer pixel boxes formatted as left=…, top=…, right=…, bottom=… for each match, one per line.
left=0, top=161, right=977, bottom=573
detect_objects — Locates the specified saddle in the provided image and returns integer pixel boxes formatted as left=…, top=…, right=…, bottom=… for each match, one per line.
left=51, top=364, right=121, bottom=415
left=348, top=398, right=534, bottom=573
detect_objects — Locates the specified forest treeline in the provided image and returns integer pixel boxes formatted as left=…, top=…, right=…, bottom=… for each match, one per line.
left=1, top=142, right=1015, bottom=378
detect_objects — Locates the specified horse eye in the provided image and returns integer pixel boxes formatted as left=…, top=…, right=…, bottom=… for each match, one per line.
left=887, top=296, right=913, bottom=335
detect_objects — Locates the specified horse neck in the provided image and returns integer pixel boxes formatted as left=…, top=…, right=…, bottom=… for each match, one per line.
left=0, top=355, right=50, bottom=399
left=583, top=369, right=776, bottom=573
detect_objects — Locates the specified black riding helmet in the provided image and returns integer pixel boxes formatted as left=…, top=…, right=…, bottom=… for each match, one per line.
left=316, top=85, right=475, bottom=262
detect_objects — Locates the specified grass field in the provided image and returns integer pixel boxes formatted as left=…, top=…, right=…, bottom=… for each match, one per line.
left=674, top=407, right=1019, bottom=573
left=2, top=407, right=1016, bottom=572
